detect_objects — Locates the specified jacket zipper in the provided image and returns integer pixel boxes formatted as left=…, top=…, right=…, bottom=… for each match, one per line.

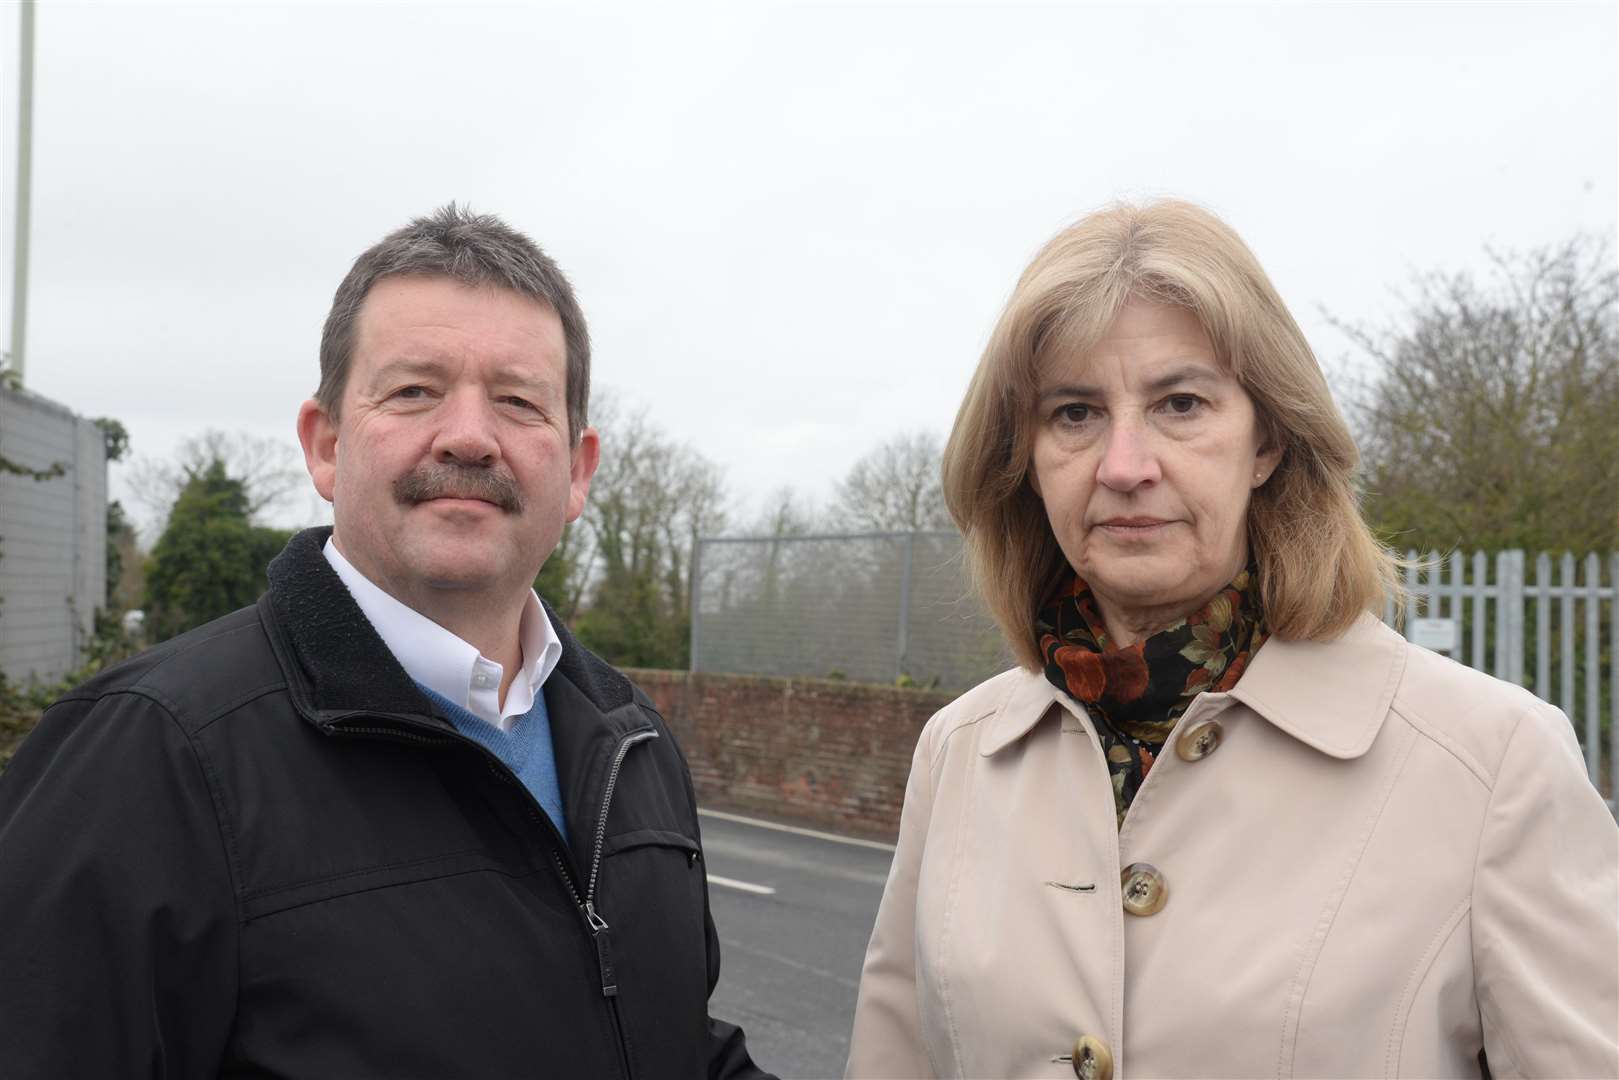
left=548, top=728, right=660, bottom=1080
left=326, top=713, right=659, bottom=1079
left=564, top=730, right=661, bottom=993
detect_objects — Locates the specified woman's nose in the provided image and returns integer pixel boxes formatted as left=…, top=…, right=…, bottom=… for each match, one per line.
left=1094, top=419, right=1161, bottom=491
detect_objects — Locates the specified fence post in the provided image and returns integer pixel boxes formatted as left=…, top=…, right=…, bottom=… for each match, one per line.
left=688, top=537, right=703, bottom=673
left=1424, top=552, right=1441, bottom=625
left=1535, top=552, right=1551, bottom=700
left=1493, top=551, right=1509, bottom=678
left=1561, top=552, right=1576, bottom=722
left=1447, top=551, right=1463, bottom=626
left=1610, top=552, right=1618, bottom=813
left=896, top=532, right=916, bottom=680
left=1494, top=551, right=1525, bottom=684
left=1511, top=550, right=1528, bottom=685
left=1404, top=550, right=1420, bottom=626
left=1584, top=553, right=1600, bottom=780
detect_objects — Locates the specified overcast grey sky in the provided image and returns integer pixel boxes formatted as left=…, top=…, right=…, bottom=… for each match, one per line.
left=3, top=0, right=1615, bottom=536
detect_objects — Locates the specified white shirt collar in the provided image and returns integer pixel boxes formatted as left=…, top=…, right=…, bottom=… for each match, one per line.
left=322, top=538, right=563, bottom=732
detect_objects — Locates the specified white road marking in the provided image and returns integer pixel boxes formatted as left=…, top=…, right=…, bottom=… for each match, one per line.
left=707, top=874, right=777, bottom=895
left=719, top=937, right=860, bottom=989
left=698, top=808, right=898, bottom=853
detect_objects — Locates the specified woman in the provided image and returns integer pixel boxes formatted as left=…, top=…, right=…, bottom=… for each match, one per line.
left=844, top=201, right=1617, bottom=1079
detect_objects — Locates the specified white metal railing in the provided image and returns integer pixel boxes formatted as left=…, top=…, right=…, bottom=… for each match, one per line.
left=1383, top=551, right=1616, bottom=814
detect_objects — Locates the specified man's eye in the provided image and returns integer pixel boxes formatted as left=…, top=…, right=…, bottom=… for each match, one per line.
left=393, top=386, right=428, bottom=400
left=501, top=396, right=538, bottom=411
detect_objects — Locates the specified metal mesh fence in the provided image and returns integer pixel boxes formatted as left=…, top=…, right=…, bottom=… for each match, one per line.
left=689, top=531, right=1010, bottom=691
left=691, top=533, right=1615, bottom=811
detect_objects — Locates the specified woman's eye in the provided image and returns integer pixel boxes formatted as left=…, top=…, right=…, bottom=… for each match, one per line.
left=1164, top=394, right=1201, bottom=415
left=1057, top=403, right=1092, bottom=424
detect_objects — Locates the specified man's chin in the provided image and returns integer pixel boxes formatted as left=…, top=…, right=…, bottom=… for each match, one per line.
left=405, top=558, right=509, bottom=594
left=385, top=535, right=493, bottom=581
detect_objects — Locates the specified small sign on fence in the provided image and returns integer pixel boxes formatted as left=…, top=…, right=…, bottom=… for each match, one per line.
left=1409, top=617, right=1460, bottom=653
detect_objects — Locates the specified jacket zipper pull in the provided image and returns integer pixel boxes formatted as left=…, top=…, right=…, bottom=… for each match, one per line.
left=584, top=901, right=618, bottom=998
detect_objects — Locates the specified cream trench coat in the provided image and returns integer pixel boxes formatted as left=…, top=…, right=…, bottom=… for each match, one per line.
left=845, top=614, right=1618, bottom=1080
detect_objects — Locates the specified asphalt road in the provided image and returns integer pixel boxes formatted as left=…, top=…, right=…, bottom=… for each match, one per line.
left=699, top=809, right=896, bottom=1080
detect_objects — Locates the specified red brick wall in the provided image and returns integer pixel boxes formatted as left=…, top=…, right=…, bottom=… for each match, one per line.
left=624, top=669, right=953, bottom=842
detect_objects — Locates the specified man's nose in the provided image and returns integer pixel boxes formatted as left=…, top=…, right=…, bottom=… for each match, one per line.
left=1095, top=417, right=1161, bottom=492
left=430, top=391, right=500, bottom=466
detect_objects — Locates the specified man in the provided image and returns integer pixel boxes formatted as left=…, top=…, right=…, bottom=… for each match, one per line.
left=0, top=206, right=771, bottom=1079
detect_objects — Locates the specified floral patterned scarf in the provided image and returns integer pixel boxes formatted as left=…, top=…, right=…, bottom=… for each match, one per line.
left=1037, top=565, right=1268, bottom=827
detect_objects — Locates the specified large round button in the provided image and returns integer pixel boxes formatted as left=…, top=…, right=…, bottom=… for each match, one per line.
left=1176, top=718, right=1224, bottom=761
left=1120, top=862, right=1167, bottom=916
left=1071, top=1035, right=1114, bottom=1080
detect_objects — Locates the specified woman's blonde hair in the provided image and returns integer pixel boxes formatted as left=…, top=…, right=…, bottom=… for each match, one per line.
left=943, top=199, right=1399, bottom=670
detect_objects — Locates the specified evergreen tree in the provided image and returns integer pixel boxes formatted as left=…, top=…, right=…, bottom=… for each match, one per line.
left=143, top=460, right=291, bottom=641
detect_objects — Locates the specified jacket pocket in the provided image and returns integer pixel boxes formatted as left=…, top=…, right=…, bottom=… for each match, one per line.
left=597, top=828, right=713, bottom=1079
left=602, top=828, right=701, bottom=860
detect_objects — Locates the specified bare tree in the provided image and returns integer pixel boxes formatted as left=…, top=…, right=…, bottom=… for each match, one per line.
left=747, top=486, right=820, bottom=538
left=1331, top=235, right=1619, bottom=553
left=831, top=430, right=953, bottom=534
left=569, top=392, right=730, bottom=667
left=127, top=430, right=306, bottom=534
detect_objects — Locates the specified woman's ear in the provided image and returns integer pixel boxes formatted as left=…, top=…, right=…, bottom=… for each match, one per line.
left=1251, top=412, right=1284, bottom=488
left=1252, top=440, right=1283, bottom=488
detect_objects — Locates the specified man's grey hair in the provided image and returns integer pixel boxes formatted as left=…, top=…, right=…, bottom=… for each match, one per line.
left=317, top=203, right=591, bottom=443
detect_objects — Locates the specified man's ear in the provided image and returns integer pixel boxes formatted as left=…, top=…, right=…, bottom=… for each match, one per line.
left=565, top=425, right=601, bottom=523
left=297, top=399, right=338, bottom=503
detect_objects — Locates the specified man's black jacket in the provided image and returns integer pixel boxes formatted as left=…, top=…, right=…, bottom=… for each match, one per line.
left=0, top=527, right=770, bottom=1079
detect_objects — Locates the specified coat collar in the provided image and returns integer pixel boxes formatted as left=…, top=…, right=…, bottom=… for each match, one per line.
left=979, top=673, right=1084, bottom=756
left=980, top=612, right=1406, bottom=760
left=1225, top=613, right=1406, bottom=758
left=261, top=527, right=638, bottom=729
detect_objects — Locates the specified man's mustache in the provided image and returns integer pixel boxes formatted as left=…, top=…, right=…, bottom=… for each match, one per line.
left=393, top=463, right=524, bottom=514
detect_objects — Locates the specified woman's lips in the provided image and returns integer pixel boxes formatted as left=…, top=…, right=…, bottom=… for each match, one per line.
left=1096, top=517, right=1173, bottom=537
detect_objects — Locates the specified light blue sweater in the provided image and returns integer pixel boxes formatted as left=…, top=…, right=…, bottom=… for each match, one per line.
left=415, top=681, right=568, bottom=840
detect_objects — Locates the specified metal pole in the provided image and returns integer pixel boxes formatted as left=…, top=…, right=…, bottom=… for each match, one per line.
left=687, top=536, right=702, bottom=672
left=10, top=0, right=35, bottom=382
left=895, top=532, right=916, bottom=680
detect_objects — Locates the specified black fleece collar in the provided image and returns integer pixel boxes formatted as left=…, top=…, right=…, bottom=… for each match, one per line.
left=262, top=527, right=635, bottom=724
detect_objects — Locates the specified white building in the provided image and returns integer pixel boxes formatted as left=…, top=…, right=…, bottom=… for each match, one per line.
left=0, top=384, right=107, bottom=684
